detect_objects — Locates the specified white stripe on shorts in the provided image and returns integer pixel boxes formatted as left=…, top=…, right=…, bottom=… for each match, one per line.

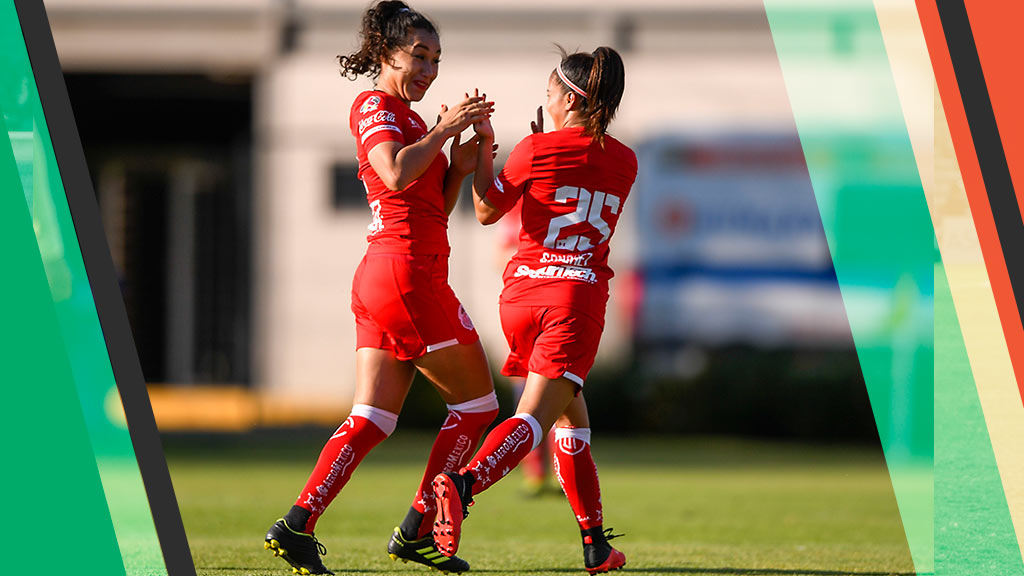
left=425, top=338, right=459, bottom=353
left=562, top=371, right=585, bottom=386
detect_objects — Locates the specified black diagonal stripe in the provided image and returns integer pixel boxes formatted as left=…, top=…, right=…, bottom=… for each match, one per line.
left=12, top=2, right=197, bottom=575
left=937, top=0, right=1024, bottom=326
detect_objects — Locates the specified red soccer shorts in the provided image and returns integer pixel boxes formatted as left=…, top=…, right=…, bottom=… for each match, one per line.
left=498, top=304, right=604, bottom=387
left=351, top=254, right=479, bottom=360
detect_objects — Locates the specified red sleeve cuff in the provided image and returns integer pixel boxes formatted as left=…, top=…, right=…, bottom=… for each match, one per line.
left=485, top=175, right=521, bottom=214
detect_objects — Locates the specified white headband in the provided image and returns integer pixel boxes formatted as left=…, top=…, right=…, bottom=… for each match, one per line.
left=557, top=62, right=587, bottom=98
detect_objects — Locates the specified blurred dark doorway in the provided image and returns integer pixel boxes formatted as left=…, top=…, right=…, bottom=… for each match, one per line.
left=66, top=73, right=253, bottom=386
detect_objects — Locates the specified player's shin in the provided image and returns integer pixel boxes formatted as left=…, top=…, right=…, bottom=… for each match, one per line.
left=291, top=405, right=397, bottom=533
left=552, top=427, right=602, bottom=529
left=431, top=413, right=542, bottom=557
left=403, top=392, right=498, bottom=539
left=461, top=412, right=543, bottom=493
left=552, top=427, right=626, bottom=574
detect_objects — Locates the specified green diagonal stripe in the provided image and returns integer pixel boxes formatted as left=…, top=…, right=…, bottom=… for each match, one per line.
left=764, top=2, right=934, bottom=572
left=0, top=99, right=126, bottom=576
left=1, top=3, right=166, bottom=574
left=934, top=264, right=1022, bottom=574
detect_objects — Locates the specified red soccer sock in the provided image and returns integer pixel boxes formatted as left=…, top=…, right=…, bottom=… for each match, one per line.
left=552, top=427, right=603, bottom=530
left=294, top=408, right=392, bottom=533
left=410, top=393, right=499, bottom=538
left=462, top=413, right=542, bottom=495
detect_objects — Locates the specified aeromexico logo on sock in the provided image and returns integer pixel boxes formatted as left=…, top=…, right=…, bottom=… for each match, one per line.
left=307, top=444, right=356, bottom=513
left=486, top=421, right=531, bottom=469
left=443, top=434, right=472, bottom=472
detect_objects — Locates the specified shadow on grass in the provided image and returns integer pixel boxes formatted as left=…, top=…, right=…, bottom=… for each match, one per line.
left=193, top=565, right=382, bottom=569
left=623, top=568, right=913, bottom=576
left=468, top=565, right=913, bottom=569
left=195, top=566, right=915, bottom=576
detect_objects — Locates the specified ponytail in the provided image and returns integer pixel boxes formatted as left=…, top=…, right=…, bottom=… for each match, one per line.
left=338, top=1, right=438, bottom=81
left=554, top=46, right=625, bottom=146
left=583, top=47, right=624, bottom=146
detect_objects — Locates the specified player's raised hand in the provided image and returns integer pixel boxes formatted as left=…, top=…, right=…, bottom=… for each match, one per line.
left=530, top=106, right=544, bottom=134
left=450, top=131, right=480, bottom=174
left=436, top=89, right=494, bottom=138
left=470, top=89, right=496, bottom=142
left=474, top=114, right=495, bottom=141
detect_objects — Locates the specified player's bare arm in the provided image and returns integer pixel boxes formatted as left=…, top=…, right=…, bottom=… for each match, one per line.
left=471, top=115, right=502, bottom=225
left=441, top=89, right=497, bottom=214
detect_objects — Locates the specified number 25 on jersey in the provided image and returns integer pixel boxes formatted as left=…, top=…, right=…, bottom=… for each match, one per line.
left=543, top=186, right=621, bottom=252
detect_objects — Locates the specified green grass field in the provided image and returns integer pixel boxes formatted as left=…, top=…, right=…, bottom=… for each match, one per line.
left=166, top=432, right=915, bottom=576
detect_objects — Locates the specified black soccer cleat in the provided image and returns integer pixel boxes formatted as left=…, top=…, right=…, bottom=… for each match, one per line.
left=582, top=526, right=626, bottom=575
left=431, top=472, right=475, bottom=557
left=387, top=526, right=471, bottom=573
left=264, top=519, right=334, bottom=575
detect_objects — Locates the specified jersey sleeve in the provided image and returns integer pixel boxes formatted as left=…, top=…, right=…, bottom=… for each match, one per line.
left=486, top=136, right=535, bottom=213
left=354, top=95, right=405, bottom=153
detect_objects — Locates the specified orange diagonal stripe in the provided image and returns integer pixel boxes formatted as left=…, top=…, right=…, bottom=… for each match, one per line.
left=963, top=0, right=1024, bottom=223
left=915, top=0, right=1024, bottom=403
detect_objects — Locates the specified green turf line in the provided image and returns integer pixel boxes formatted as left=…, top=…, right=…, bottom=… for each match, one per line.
left=0, top=107, right=127, bottom=576
left=1, top=4, right=166, bottom=574
left=934, top=264, right=1023, bottom=574
left=764, top=2, right=934, bottom=572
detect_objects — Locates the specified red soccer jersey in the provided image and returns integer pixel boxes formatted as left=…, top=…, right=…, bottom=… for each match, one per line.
left=350, top=90, right=450, bottom=255
left=485, top=127, right=638, bottom=322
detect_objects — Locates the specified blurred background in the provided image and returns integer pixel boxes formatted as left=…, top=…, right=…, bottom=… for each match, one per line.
left=45, top=0, right=924, bottom=443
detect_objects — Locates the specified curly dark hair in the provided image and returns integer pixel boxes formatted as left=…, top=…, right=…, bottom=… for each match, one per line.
left=338, top=1, right=438, bottom=81
left=554, top=45, right=625, bottom=146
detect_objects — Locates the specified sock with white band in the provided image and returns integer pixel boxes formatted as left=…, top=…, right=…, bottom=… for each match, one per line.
left=293, top=407, right=394, bottom=532
left=462, top=413, right=543, bottom=494
left=552, top=426, right=604, bottom=530
left=514, top=412, right=544, bottom=451
left=555, top=426, right=591, bottom=445
left=351, top=403, right=399, bottom=436
left=446, top=390, right=499, bottom=413
left=406, top=391, right=499, bottom=538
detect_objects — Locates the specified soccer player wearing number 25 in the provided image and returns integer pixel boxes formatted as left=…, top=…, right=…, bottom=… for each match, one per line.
left=263, top=2, right=497, bottom=575
left=432, top=47, right=636, bottom=575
